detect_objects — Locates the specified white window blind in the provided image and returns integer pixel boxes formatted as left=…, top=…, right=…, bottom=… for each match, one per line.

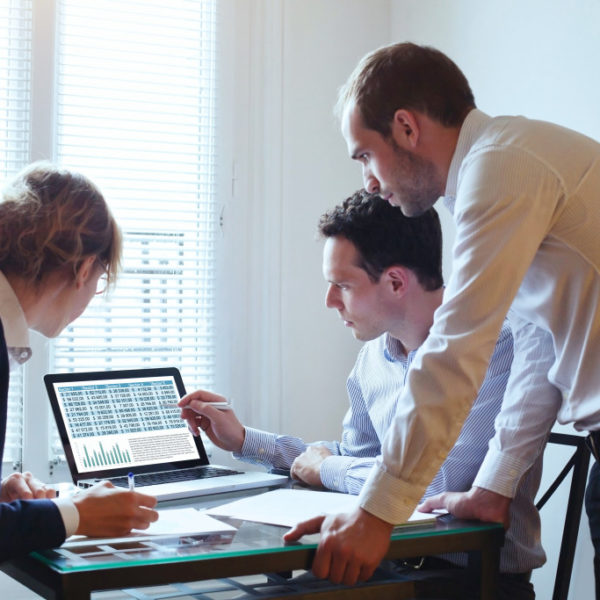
left=0, top=0, right=32, bottom=467
left=50, top=0, right=219, bottom=455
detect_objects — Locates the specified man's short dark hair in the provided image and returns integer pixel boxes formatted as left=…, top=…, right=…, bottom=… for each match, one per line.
left=336, top=42, right=475, bottom=137
left=318, top=189, right=443, bottom=291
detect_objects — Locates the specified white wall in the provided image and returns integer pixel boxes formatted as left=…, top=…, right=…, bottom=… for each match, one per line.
left=390, top=1, right=598, bottom=598
left=278, top=0, right=392, bottom=440
left=220, top=0, right=392, bottom=443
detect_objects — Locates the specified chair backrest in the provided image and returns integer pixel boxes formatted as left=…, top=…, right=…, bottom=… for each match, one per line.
left=536, top=432, right=591, bottom=600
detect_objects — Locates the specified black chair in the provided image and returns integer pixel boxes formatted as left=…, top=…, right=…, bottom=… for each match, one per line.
left=536, top=432, right=591, bottom=600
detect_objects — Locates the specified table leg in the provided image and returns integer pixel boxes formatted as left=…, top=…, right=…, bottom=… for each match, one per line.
left=468, top=544, right=500, bottom=600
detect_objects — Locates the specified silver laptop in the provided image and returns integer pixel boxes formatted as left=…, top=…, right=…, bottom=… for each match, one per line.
left=44, top=367, right=287, bottom=502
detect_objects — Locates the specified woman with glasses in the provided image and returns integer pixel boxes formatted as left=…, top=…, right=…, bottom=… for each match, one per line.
left=0, top=162, right=157, bottom=560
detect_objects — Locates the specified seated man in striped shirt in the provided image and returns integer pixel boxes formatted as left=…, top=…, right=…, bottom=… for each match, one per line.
left=179, top=189, right=545, bottom=599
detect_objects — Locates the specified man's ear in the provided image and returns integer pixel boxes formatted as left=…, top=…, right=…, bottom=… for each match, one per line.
left=75, top=255, right=97, bottom=289
left=384, top=265, right=410, bottom=296
left=391, top=109, right=420, bottom=148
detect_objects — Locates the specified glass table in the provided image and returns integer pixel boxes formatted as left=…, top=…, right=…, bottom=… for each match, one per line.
left=0, top=509, right=503, bottom=599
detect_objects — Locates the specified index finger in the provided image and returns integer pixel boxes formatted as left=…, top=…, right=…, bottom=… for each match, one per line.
left=178, top=389, right=225, bottom=408
left=180, top=399, right=210, bottom=415
left=417, top=493, right=447, bottom=513
left=132, top=490, right=158, bottom=508
left=180, top=399, right=226, bottom=417
left=283, top=514, right=326, bottom=542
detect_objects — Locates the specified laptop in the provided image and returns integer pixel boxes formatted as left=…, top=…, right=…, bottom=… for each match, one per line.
left=44, top=367, right=288, bottom=502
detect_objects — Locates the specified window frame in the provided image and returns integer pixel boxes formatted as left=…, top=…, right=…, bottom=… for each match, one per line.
left=8, top=0, right=250, bottom=482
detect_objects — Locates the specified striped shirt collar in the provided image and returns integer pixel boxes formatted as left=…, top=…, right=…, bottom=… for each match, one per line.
left=383, top=333, right=415, bottom=364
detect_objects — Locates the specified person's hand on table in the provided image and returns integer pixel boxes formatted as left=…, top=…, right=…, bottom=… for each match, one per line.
left=418, top=486, right=511, bottom=528
left=290, top=445, right=332, bottom=488
left=178, top=389, right=245, bottom=452
left=283, top=506, right=393, bottom=585
left=0, top=471, right=56, bottom=501
left=72, top=481, right=158, bottom=537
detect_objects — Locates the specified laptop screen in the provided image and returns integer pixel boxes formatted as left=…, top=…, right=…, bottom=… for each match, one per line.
left=45, top=368, right=208, bottom=481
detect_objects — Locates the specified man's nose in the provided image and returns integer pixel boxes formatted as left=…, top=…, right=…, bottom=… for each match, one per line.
left=325, top=285, right=340, bottom=309
left=363, top=169, right=380, bottom=194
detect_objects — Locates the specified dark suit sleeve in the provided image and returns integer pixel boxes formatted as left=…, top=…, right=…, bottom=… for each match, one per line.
left=0, top=499, right=66, bottom=561
left=0, top=319, right=67, bottom=561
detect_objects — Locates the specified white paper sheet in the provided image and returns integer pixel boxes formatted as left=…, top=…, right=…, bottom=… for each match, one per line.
left=205, top=488, right=439, bottom=528
left=63, top=507, right=236, bottom=547
left=139, top=507, right=237, bottom=536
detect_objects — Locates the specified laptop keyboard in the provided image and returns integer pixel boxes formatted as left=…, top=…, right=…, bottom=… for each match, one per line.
left=111, top=466, right=243, bottom=488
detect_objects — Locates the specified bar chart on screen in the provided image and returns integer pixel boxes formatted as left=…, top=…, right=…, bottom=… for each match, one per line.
left=81, top=440, right=132, bottom=468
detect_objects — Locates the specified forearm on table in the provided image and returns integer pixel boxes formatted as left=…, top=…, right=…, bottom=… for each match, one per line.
left=320, top=455, right=375, bottom=495
left=235, top=427, right=307, bottom=470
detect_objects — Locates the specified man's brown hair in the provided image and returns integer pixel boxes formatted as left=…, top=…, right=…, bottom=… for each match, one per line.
left=336, top=42, right=475, bottom=137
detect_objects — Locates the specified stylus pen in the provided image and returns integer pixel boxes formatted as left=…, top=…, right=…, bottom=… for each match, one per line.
left=204, top=401, right=231, bottom=411
left=161, top=400, right=231, bottom=410
left=128, top=472, right=135, bottom=491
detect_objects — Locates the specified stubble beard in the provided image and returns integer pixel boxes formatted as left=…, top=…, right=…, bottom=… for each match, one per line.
left=389, top=141, right=443, bottom=217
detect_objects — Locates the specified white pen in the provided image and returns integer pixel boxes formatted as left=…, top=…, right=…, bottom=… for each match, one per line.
left=161, top=400, right=231, bottom=410
left=128, top=472, right=135, bottom=491
left=205, top=401, right=231, bottom=411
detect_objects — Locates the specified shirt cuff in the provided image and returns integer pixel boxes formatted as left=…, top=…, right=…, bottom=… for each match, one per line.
left=319, top=455, right=353, bottom=493
left=51, top=497, right=80, bottom=537
left=234, top=427, right=278, bottom=465
left=473, top=448, right=530, bottom=498
left=358, top=461, right=423, bottom=525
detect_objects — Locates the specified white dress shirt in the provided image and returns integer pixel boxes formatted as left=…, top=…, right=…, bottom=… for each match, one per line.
left=0, top=272, right=79, bottom=536
left=359, top=109, right=600, bottom=524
